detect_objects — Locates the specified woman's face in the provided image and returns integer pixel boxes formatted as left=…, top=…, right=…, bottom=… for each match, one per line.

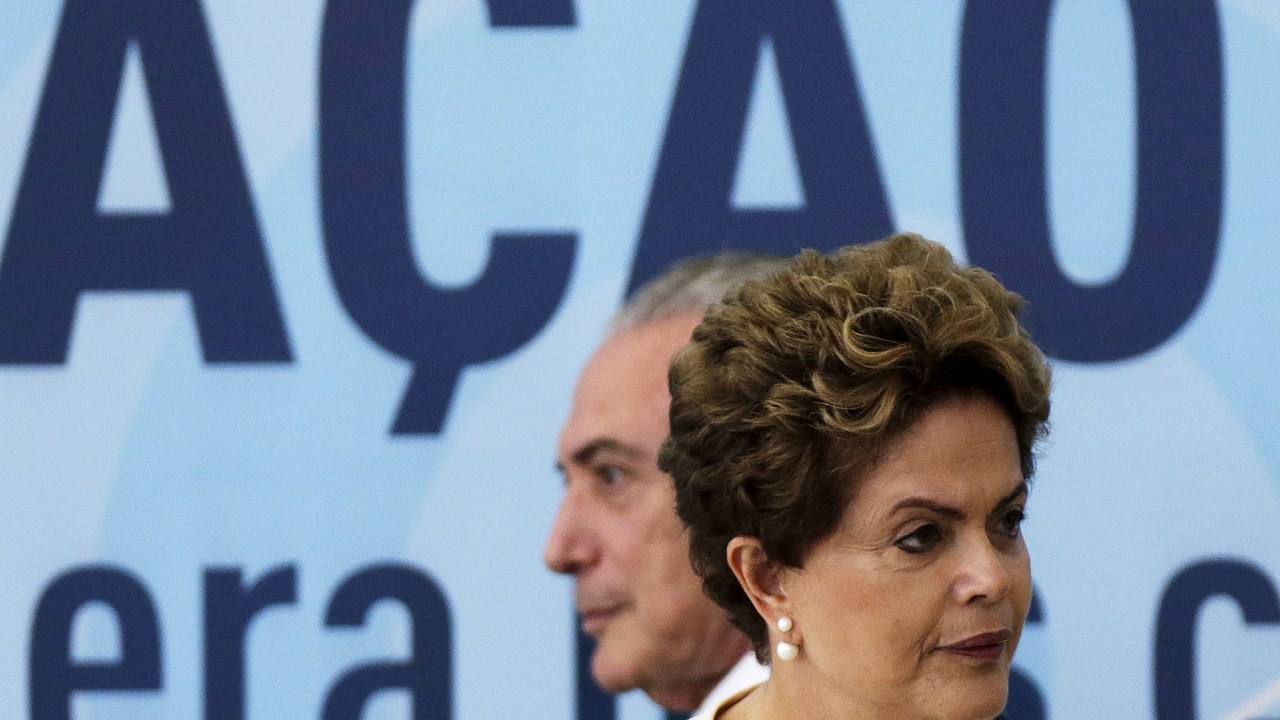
left=779, top=393, right=1032, bottom=720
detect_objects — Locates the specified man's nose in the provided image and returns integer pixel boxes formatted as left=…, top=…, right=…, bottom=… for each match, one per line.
left=543, top=490, right=599, bottom=575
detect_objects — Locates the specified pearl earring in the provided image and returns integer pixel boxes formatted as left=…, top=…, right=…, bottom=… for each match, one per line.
left=776, top=640, right=799, bottom=661
left=775, top=616, right=798, bottom=660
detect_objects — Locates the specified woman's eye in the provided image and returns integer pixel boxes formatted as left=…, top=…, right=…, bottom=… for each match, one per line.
left=896, top=524, right=943, bottom=554
left=997, top=508, right=1027, bottom=538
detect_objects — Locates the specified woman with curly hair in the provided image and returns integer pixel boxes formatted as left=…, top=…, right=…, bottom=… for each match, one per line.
left=661, top=233, right=1051, bottom=720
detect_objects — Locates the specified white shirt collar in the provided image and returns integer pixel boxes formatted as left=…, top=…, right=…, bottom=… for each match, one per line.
left=691, top=652, right=769, bottom=719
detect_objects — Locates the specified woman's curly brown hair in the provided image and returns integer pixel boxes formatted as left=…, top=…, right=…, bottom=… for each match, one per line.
left=658, top=233, right=1051, bottom=660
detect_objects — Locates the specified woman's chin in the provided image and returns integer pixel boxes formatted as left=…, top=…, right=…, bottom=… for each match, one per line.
left=932, top=676, right=1010, bottom=720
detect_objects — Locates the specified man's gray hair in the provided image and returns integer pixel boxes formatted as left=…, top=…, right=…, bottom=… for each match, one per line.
left=609, top=252, right=791, bottom=335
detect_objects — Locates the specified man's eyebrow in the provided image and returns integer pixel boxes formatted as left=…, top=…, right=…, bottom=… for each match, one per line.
left=888, top=481, right=1028, bottom=519
left=554, top=438, right=645, bottom=474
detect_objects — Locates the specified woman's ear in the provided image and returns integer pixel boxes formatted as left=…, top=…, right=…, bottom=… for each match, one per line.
left=726, top=536, right=789, bottom=626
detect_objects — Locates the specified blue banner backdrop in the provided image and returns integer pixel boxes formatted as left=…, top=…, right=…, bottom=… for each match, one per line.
left=1, top=1, right=1278, bottom=719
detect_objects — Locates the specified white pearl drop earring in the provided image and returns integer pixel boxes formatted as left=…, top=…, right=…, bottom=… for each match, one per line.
left=775, top=616, right=798, bottom=660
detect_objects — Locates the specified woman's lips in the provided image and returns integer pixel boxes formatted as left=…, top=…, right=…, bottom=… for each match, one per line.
left=937, top=630, right=1011, bottom=662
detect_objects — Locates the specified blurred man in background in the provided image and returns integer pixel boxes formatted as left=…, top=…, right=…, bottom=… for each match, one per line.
left=545, top=254, right=787, bottom=715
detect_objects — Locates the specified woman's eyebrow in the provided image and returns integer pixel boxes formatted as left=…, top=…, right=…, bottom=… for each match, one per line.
left=887, top=481, right=1028, bottom=519
left=995, top=481, right=1029, bottom=509
left=888, top=497, right=964, bottom=520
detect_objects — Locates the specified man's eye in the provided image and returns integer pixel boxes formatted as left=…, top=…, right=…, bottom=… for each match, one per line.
left=997, top=508, right=1027, bottom=538
left=896, top=524, right=943, bottom=554
left=595, top=465, right=625, bottom=486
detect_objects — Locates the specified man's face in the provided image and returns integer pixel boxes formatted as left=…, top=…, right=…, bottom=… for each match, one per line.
left=545, top=313, right=748, bottom=711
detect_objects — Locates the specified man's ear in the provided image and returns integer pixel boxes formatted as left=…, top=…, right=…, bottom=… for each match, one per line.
left=726, top=536, right=790, bottom=630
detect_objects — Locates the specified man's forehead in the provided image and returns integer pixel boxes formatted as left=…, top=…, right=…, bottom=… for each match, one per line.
left=557, top=314, right=702, bottom=459
left=588, top=314, right=701, bottom=375
left=557, top=363, right=666, bottom=462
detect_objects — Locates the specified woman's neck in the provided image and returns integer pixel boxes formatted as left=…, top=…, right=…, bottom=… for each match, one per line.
left=723, top=670, right=1002, bottom=720
left=722, top=669, right=904, bottom=720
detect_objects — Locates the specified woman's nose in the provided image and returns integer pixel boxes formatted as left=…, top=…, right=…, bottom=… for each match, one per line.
left=954, top=536, right=1012, bottom=606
